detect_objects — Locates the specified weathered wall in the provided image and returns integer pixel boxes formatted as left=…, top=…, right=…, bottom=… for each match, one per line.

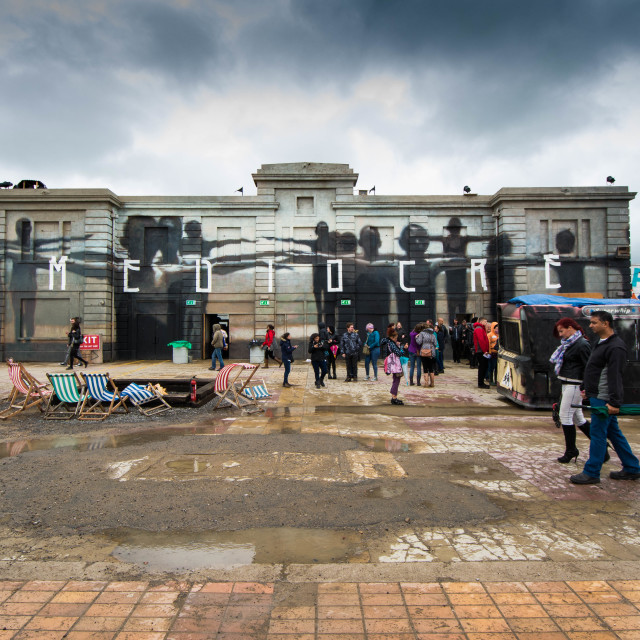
left=0, top=164, right=634, bottom=362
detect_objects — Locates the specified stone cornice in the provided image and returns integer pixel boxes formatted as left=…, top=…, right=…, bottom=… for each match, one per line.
left=489, top=186, right=636, bottom=207
left=0, top=189, right=123, bottom=208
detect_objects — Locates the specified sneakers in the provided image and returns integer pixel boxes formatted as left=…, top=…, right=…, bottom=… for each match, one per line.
left=364, top=376, right=370, bottom=381
left=373, top=376, right=378, bottom=381
left=570, top=472, right=600, bottom=485
left=609, top=470, right=640, bottom=480
left=320, top=380, right=326, bottom=387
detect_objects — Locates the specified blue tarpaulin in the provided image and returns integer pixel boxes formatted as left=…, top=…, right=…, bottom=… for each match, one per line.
left=507, top=294, right=640, bottom=307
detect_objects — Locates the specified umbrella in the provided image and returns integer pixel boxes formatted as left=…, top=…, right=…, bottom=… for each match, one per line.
left=589, top=405, right=640, bottom=416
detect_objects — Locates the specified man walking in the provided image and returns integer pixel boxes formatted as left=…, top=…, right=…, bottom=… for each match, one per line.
left=340, top=322, right=362, bottom=382
left=436, top=318, right=448, bottom=373
left=450, top=318, right=463, bottom=363
left=570, top=310, right=640, bottom=484
left=473, top=317, right=490, bottom=389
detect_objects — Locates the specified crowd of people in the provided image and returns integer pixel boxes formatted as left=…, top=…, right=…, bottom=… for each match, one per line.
left=258, top=316, right=503, bottom=405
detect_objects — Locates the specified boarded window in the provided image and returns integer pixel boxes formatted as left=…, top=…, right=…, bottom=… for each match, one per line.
left=20, top=220, right=32, bottom=260
left=296, top=197, right=314, bottom=216
left=217, top=227, right=241, bottom=261
left=553, top=220, right=578, bottom=257
left=144, top=227, right=169, bottom=265
left=34, top=221, right=59, bottom=259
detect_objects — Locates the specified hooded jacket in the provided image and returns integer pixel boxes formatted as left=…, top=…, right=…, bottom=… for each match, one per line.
left=473, top=322, right=489, bottom=354
left=489, top=322, right=499, bottom=356
left=340, top=330, right=362, bottom=356
left=211, top=324, right=224, bottom=348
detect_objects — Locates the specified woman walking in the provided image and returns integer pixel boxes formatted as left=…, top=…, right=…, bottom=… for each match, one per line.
left=262, top=324, right=282, bottom=368
left=308, top=333, right=328, bottom=388
left=364, top=323, right=381, bottom=381
left=326, top=326, right=339, bottom=379
left=549, top=317, right=606, bottom=463
left=66, top=319, right=88, bottom=369
left=416, top=320, right=438, bottom=387
left=408, top=322, right=424, bottom=385
left=382, top=330, right=405, bottom=405
left=280, top=332, right=297, bottom=388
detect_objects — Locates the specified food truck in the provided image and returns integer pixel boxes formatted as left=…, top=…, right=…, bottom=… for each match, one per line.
left=496, top=294, right=640, bottom=409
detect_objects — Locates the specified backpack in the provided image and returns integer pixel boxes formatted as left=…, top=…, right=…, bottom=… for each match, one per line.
left=384, top=352, right=403, bottom=376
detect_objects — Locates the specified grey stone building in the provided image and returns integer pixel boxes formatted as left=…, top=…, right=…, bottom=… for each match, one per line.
left=0, top=163, right=633, bottom=362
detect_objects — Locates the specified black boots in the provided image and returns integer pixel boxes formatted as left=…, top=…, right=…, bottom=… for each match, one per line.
left=558, top=424, right=579, bottom=463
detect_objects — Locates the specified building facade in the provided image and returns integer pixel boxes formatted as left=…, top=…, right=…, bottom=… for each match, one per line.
left=0, top=162, right=634, bottom=362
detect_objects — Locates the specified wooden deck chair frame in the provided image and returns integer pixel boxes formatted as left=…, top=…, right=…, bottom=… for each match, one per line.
left=211, top=363, right=264, bottom=414
left=0, top=360, right=52, bottom=420
left=122, top=383, right=172, bottom=417
left=44, top=372, right=85, bottom=420
left=78, top=372, right=129, bottom=421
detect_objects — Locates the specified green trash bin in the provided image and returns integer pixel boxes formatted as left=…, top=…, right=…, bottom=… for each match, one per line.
left=168, top=341, right=192, bottom=364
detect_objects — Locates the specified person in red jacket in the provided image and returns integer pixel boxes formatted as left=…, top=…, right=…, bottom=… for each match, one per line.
left=473, top=318, right=490, bottom=389
left=261, top=324, right=282, bottom=368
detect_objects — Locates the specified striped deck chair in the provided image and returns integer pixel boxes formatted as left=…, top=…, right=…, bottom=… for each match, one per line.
left=211, top=363, right=263, bottom=413
left=121, top=383, right=172, bottom=416
left=241, top=378, right=271, bottom=401
left=0, top=359, right=52, bottom=420
left=78, top=372, right=128, bottom=421
left=44, top=372, right=85, bottom=420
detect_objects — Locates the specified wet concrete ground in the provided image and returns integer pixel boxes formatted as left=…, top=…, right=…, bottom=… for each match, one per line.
left=0, top=358, right=639, bottom=638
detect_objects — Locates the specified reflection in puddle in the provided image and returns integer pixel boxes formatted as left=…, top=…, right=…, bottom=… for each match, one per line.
left=109, top=527, right=367, bottom=570
left=0, top=425, right=229, bottom=459
left=165, top=459, right=211, bottom=474
left=365, top=486, right=406, bottom=499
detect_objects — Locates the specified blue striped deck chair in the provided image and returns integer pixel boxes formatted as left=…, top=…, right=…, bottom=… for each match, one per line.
left=122, top=383, right=172, bottom=416
left=241, top=378, right=271, bottom=401
left=44, top=372, right=85, bottom=420
left=78, top=372, right=129, bottom=420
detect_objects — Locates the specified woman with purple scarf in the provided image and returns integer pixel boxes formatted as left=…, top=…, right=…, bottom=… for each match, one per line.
left=550, top=317, right=605, bottom=464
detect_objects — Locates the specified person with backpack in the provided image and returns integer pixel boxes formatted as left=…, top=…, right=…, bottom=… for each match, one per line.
left=382, top=329, right=405, bottom=405
left=416, top=320, right=438, bottom=388
left=66, top=319, right=88, bottom=369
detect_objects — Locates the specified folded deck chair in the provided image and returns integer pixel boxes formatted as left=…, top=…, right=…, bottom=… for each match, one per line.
left=241, top=378, right=271, bottom=401
left=0, top=359, right=52, bottom=420
left=78, top=372, right=128, bottom=420
left=211, top=363, right=264, bottom=413
left=44, top=372, right=85, bottom=420
left=121, top=383, right=172, bottom=416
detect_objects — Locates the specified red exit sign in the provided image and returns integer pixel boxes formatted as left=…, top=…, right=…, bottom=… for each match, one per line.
left=79, top=334, right=100, bottom=350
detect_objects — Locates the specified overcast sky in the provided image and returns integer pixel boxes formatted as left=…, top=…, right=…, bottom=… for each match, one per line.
left=2, top=0, right=639, bottom=263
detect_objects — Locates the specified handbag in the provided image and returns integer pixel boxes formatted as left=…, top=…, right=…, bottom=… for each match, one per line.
left=419, top=346, right=432, bottom=358
left=363, top=344, right=370, bottom=356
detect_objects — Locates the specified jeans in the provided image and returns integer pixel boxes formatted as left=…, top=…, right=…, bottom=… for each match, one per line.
left=390, top=373, right=402, bottom=396
left=283, top=359, right=291, bottom=384
left=436, top=348, right=444, bottom=372
left=364, top=347, right=380, bottom=377
left=583, top=398, right=640, bottom=478
left=409, top=352, right=422, bottom=381
left=211, top=348, right=224, bottom=369
left=312, top=360, right=327, bottom=382
left=487, top=357, right=497, bottom=384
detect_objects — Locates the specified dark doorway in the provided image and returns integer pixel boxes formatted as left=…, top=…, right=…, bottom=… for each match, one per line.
left=205, top=314, right=229, bottom=361
left=135, top=314, right=175, bottom=360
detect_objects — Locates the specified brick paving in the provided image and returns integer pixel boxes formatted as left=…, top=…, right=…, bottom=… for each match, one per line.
left=0, top=579, right=639, bottom=638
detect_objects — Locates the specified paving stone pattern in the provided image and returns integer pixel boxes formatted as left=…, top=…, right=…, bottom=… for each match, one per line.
left=0, top=579, right=639, bottom=639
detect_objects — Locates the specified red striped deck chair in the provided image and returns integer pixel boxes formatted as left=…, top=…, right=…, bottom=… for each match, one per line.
left=0, top=359, right=52, bottom=420
left=78, top=372, right=129, bottom=420
left=211, top=363, right=263, bottom=413
left=44, top=372, right=85, bottom=420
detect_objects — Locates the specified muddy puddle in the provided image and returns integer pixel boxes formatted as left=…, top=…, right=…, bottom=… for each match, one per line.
left=0, top=425, right=228, bottom=459
left=109, top=527, right=367, bottom=570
